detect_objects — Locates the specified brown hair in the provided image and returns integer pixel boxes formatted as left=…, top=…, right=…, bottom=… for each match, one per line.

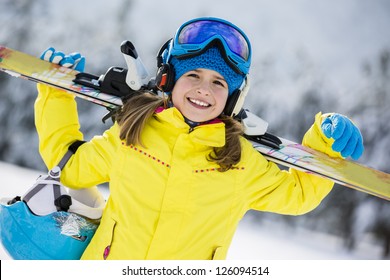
left=115, top=92, right=244, bottom=171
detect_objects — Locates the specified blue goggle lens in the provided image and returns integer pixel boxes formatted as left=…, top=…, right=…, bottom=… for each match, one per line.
left=178, top=20, right=250, bottom=61
left=171, top=18, right=251, bottom=75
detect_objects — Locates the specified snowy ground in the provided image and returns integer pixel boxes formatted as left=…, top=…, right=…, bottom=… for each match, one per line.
left=0, top=161, right=384, bottom=260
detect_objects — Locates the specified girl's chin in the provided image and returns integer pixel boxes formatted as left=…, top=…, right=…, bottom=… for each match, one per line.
left=179, top=106, right=222, bottom=123
left=182, top=113, right=218, bottom=123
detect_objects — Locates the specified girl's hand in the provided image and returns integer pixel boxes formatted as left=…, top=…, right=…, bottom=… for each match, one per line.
left=321, top=114, right=364, bottom=160
left=40, top=47, right=85, bottom=72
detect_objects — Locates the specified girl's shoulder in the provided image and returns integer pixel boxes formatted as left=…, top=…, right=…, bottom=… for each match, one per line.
left=239, top=136, right=272, bottom=164
left=100, top=122, right=122, bottom=146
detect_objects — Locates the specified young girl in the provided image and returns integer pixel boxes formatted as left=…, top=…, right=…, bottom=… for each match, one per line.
left=35, top=17, right=363, bottom=260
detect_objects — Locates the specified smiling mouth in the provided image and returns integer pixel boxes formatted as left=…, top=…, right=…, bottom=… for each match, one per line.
left=188, top=98, right=211, bottom=107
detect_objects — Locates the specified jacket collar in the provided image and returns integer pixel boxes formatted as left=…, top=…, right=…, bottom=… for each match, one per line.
left=154, top=107, right=226, bottom=147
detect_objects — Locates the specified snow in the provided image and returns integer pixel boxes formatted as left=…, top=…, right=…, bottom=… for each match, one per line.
left=0, top=161, right=384, bottom=260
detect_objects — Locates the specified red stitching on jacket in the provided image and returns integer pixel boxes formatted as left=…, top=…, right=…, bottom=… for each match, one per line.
left=122, top=142, right=171, bottom=168
left=122, top=142, right=244, bottom=172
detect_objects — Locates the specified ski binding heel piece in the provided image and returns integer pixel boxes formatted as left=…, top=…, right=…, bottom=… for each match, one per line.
left=240, top=109, right=282, bottom=149
left=73, top=40, right=150, bottom=98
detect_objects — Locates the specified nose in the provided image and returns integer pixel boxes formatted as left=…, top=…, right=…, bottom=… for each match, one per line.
left=196, top=80, right=210, bottom=96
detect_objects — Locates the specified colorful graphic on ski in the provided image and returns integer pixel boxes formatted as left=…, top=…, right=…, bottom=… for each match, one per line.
left=251, top=138, right=390, bottom=200
left=0, top=46, right=122, bottom=109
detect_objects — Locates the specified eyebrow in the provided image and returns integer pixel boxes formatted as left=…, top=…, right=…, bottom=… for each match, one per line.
left=193, top=69, right=227, bottom=82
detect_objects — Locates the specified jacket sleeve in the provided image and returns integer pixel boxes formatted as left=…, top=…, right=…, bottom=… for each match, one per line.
left=241, top=141, right=333, bottom=215
left=241, top=112, right=337, bottom=215
left=34, top=84, right=118, bottom=188
left=302, top=112, right=341, bottom=158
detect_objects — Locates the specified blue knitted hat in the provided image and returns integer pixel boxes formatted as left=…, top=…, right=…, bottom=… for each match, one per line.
left=170, top=47, right=244, bottom=95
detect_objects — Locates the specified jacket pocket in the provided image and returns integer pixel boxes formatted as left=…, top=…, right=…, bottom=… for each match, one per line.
left=212, top=247, right=226, bottom=260
left=102, top=218, right=116, bottom=260
left=81, top=217, right=116, bottom=260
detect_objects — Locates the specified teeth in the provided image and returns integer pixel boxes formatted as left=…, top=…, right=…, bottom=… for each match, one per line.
left=189, top=98, right=209, bottom=107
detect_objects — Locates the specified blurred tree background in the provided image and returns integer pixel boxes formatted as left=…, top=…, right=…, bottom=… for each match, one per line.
left=0, top=0, right=389, bottom=258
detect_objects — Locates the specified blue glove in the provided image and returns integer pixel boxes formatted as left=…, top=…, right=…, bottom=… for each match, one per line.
left=40, top=47, right=85, bottom=72
left=321, top=114, right=364, bottom=160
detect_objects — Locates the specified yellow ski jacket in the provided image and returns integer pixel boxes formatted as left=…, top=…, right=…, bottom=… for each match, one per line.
left=35, top=84, right=334, bottom=260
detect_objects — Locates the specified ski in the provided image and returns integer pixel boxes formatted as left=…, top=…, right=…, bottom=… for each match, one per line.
left=1, top=44, right=389, bottom=200
left=0, top=45, right=123, bottom=109
left=243, top=122, right=390, bottom=200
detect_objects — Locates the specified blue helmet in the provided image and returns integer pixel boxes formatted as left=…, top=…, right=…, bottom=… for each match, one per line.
left=0, top=201, right=98, bottom=260
left=0, top=172, right=105, bottom=260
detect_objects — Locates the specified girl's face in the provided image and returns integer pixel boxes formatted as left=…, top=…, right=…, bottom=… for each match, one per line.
left=171, top=68, right=229, bottom=123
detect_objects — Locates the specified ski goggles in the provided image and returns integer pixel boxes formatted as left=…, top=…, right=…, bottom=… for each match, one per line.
left=169, top=17, right=252, bottom=75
